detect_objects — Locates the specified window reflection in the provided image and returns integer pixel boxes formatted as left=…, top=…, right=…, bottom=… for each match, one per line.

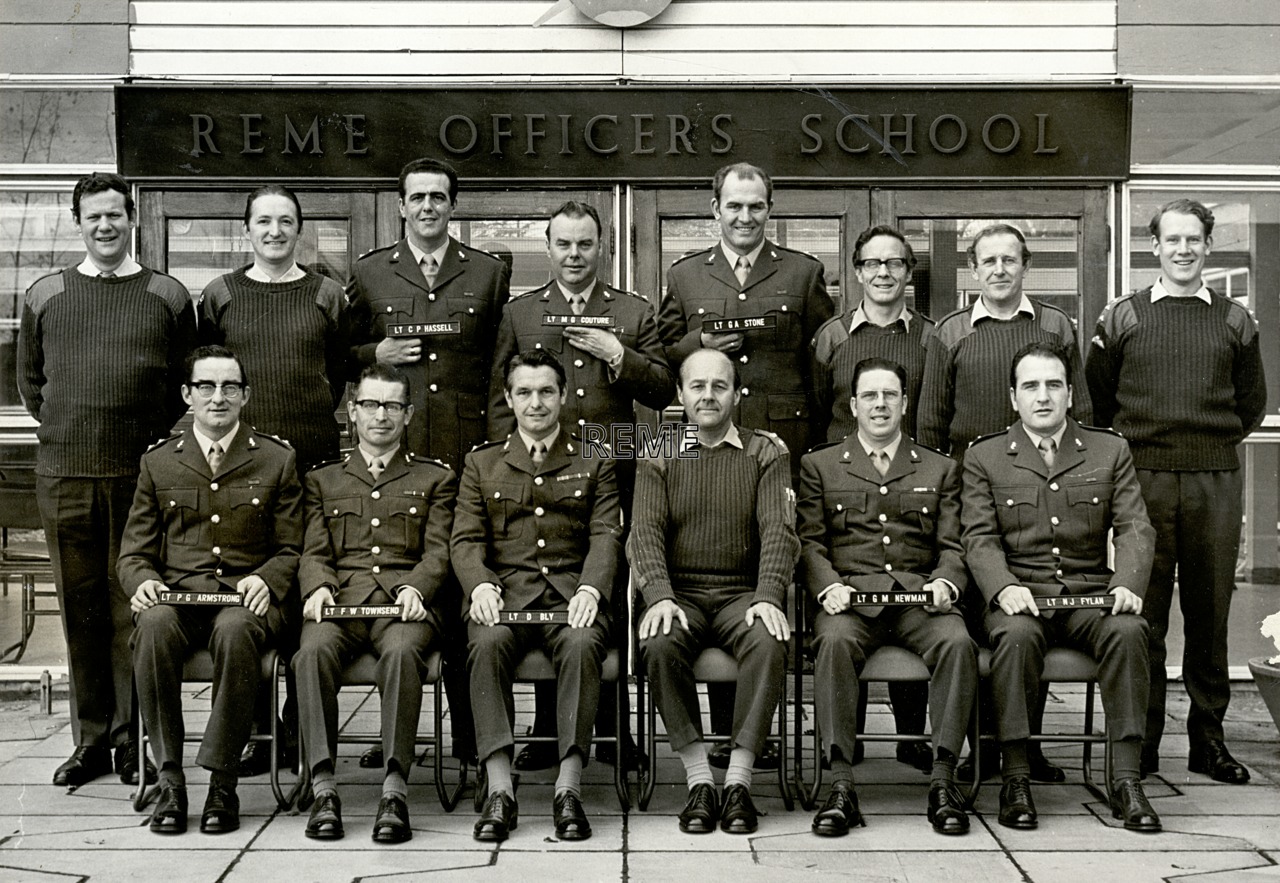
left=166, top=218, right=351, bottom=294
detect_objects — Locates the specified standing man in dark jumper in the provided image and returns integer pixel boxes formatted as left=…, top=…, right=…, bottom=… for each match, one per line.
left=810, top=224, right=936, bottom=771
left=18, top=172, right=196, bottom=788
left=1086, top=198, right=1267, bottom=783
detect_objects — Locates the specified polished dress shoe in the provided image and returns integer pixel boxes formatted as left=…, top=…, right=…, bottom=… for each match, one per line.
left=1109, top=777, right=1161, bottom=832
left=114, top=742, right=157, bottom=786
left=553, top=791, right=592, bottom=840
left=372, top=794, right=412, bottom=843
left=719, top=784, right=759, bottom=834
left=997, top=776, right=1037, bottom=830
left=149, top=782, right=188, bottom=835
left=238, top=740, right=272, bottom=778
left=595, top=739, right=648, bottom=771
left=305, top=791, right=344, bottom=840
left=927, top=782, right=970, bottom=835
left=52, top=746, right=112, bottom=788
left=1189, top=739, right=1250, bottom=784
left=811, top=783, right=863, bottom=837
left=200, top=782, right=240, bottom=834
left=474, top=790, right=518, bottom=842
left=359, top=746, right=384, bottom=769
left=896, top=741, right=933, bottom=773
left=709, top=741, right=780, bottom=771
left=678, top=783, right=719, bottom=834
left=513, top=741, right=558, bottom=772
left=1028, top=747, right=1066, bottom=783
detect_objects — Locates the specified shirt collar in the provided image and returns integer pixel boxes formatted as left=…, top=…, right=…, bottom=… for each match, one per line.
left=555, top=279, right=597, bottom=305
left=697, top=422, right=743, bottom=450
left=720, top=240, right=767, bottom=274
left=849, top=301, right=910, bottom=333
left=357, top=443, right=401, bottom=469
left=405, top=238, right=450, bottom=271
left=972, top=294, right=1036, bottom=324
left=245, top=262, right=305, bottom=283
left=191, top=422, right=240, bottom=460
left=1020, top=421, right=1068, bottom=454
left=517, top=425, right=560, bottom=456
left=77, top=254, right=142, bottom=277
left=856, top=431, right=902, bottom=463
left=1151, top=276, right=1212, bottom=304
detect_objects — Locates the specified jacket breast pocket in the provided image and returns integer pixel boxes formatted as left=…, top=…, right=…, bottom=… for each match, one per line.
left=767, top=393, right=808, bottom=423
left=992, top=485, right=1038, bottom=533
left=1066, top=482, right=1112, bottom=536
left=759, top=294, right=804, bottom=349
left=551, top=476, right=596, bottom=529
left=389, top=496, right=428, bottom=557
left=901, top=491, right=941, bottom=531
left=446, top=295, right=483, bottom=340
left=163, top=488, right=201, bottom=546
left=827, top=490, right=867, bottom=530
left=485, top=480, right=528, bottom=536
left=324, top=496, right=362, bottom=552
left=377, top=296, right=418, bottom=328
left=229, top=485, right=274, bottom=539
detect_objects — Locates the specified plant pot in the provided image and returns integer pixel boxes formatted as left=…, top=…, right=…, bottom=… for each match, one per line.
left=1247, top=657, right=1280, bottom=738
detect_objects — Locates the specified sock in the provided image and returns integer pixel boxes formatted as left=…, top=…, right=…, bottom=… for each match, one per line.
left=677, top=742, right=714, bottom=789
left=209, top=768, right=238, bottom=791
left=555, top=750, right=583, bottom=798
left=931, top=746, right=958, bottom=787
left=383, top=767, right=408, bottom=800
left=486, top=751, right=514, bottom=798
left=159, top=763, right=185, bottom=789
left=1002, top=740, right=1030, bottom=780
left=311, top=760, right=337, bottom=797
left=829, top=745, right=854, bottom=789
left=1112, top=738, right=1141, bottom=781
left=723, top=747, right=755, bottom=791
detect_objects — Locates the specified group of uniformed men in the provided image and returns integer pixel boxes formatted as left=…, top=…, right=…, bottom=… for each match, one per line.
left=17, top=159, right=1266, bottom=845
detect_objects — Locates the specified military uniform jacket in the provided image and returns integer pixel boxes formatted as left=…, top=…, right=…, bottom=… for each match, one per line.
left=117, top=426, right=303, bottom=602
left=486, top=279, right=674, bottom=438
left=299, top=446, right=457, bottom=609
left=451, top=431, right=622, bottom=617
left=348, top=236, right=511, bottom=471
left=658, top=240, right=833, bottom=439
left=961, top=418, right=1155, bottom=607
left=797, top=434, right=966, bottom=617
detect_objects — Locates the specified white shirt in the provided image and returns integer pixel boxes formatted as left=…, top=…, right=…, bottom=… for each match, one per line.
left=405, top=239, right=449, bottom=275
left=695, top=422, right=743, bottom=450
left=850, top=301, right=910, bottom=334
left=77, top=254, right=141, bottom=277
left=191, top=422, right=240, bottom=467
left=516, top=425, right=560, bottom=459
left=720, top=240, right=766, bottom=276
left=972, top=293, right=1036, bottom=324
left=1151, top=277, right=1212, bottom=304
left=245, top=262, right=306, bottom=283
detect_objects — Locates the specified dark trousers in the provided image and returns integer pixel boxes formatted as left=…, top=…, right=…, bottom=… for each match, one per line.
left=293, top=613, right=440, bottom=775
left=814, top=606, right=977, bottom=762
left=1137, top=468, right=1242, bottom=749
left=468, top=616, right=608, bottom=764
left=132, top=603, right=275, bottom=774
left=985, top=607, right=1149, bottom=746
left=37, top=475, right=137, bottom=748
left=642, top=588, right=785, bottom=755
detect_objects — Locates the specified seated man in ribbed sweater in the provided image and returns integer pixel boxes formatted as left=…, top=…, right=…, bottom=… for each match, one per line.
left=629, top=348, right=800, bottom=835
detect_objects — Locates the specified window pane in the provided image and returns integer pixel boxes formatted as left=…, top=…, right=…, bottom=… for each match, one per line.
left=0, top=90, right=116, bottom=165
left=0, top=192, right=85, bottom=408
left=449, top=219, right=548, bottom=296
left=165, top=217, right=351, bottom=294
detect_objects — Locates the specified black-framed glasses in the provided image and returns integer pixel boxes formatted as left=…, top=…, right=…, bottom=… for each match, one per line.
left=856, top=258, right=909, bottom=273
left=353, top=399, right=408, bottom=416
left=188, top=381, right=245, bottom=399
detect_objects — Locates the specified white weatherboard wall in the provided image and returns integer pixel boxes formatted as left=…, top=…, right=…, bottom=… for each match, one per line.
left=128, top=0, right=1118, bottom=80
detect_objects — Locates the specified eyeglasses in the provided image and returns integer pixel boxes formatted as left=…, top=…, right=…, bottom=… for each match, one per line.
left=856, top=258, right=909, bottom=273
left=856, top=389, right=903, bottom=404
left=354, top=399, right=408, bottom=416
left=188, top=381, right=245, bottom=399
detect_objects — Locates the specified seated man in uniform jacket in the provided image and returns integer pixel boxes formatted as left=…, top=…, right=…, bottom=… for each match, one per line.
left=797, top=357, right=978, bottom=837
left=962, top=341, right=1162, bottom=834
left=293, top=363, right=458, bottom=844
left=120, top=345, right=303, bottom=836
left=452, top=349, right=622, bottom=844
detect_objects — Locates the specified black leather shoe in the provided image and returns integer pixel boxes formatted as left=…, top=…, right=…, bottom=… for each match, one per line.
left=553, top=791, right=592, bottom=840
left=896, top=741, right=933, bottom=773
left=678, top=783, right=719, bottom=834
left=305, top=791, right=344, bottom=840
left=811, top=783, right=863, bottom=837
left=709, top=741, right=780, bottom=771
left=1189, top=739, right=1250, bottom=784
left=359, top=746, right=384, bottom=769
left=1140, top=744, right=1160, bottom=779
left=998, top=776, right=1037, bottom=830
left=200, top=782, right=240, bottom=834
left=52, top=746, right=112, bottom=788
left=1028, top=746, right=1066, bottom=783
left=513, top=741, right=558, bottom=772
left=372, top=794, right=412, bottom=844
left=149, top=782, right=188, bottom=835
left=114, top=742, right=157, bottom=786
left=238, top=740, right=272, bottom=778
left=720, top=784, right=759, bottom=834
left=927, top=782, right=970, bottom=835
left=474, top=791, right=518, bottom=842
left=595, top=739, right=648, bottom=771
left=1109, top=777, right=1161, bottom=832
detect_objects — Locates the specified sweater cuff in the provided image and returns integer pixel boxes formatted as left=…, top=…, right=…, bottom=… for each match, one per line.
left=752, top=580, right=789, bottom=611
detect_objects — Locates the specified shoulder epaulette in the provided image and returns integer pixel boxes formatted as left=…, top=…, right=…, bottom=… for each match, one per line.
left=804, top=439, right=842, bottom=456
left=1075, top=423, right=1124, bottom=439
left=251, top=431, right=294, bottom=450
left=509, top=285, right=546, bottom=300
left=908, top=439, right=950, bottom=458
left=769, top=243, right=822, bottom=263
left=408, top=452, right=452, bottom=471
left=604, top=283, right=648, bottom=302
left=355, top=242, right=397, bottom=262
left=750, top=427, right=789, bottom=452
left=671, top=246, right=714, bottom=267
left=146, top=430, right=184, bottom=453
left=933, top=304, right=974, bottom=328
left=306, top=455, right=346, bottom=473
left=967, top=429, right=1008, bottom=448
left=469, top=437, right=507, bottom=453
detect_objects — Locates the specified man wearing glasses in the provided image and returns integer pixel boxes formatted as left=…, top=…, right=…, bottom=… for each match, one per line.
left=293, top=363, right=458, bottom=843
left=120, top=345, right=303, bottom=836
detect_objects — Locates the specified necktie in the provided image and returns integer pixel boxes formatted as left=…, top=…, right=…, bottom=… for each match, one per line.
left=207, top=442, right=224, bottom=473
left=873, top=450, right=890, bottom=477
left=531, top=443, right=546, bottom=468
left=100, top=271, right=116, bottom=279
left=734, top=256, right=751, bottom=287
left=1038, top=437, right=1057, bottom=471
left=570, top=294, right=586, bottom=316
left=369, top=457, right=384, bottom=481
left=420, top=255, right=438, bottom=290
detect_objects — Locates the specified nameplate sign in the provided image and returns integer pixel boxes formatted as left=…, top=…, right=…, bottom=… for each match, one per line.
left=1041, top=595, right=1111, bottom=610
left=704, top=316, right=776, bottom=333
left=499, top=610, right=570, bottom=625
left=322, top=604, right=403, bottom=618
left=158, top=591, right=241, bottom=606
left=386, top=322, right=461, bottom=337
left=543, top=315, right=616, bottom=328
left=848, top=591, right=930, bottom=606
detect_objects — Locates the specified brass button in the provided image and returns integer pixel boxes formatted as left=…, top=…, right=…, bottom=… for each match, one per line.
left=738, top=293, right=747, bottom=301
left=574, top=359, right=584, bottom=368
left=429, top=384, right=438, bottom=393
left=884, top=564, right=893, bottom=572
left=429, top=353, right=437, bottom=361
left=428, top=293, right=436, bottom=301
left=372, top=565, right=381, bottom=574
left=252, top=497, right=259, bottom=506
left=742, top=387, right=750, bottom=396
left=534, top=477, right=544, bottom=486
left=371, top=518, right=380, bottom=527
left=211, top=514, right=220, bottom=524
left=541, top=565, right=549, bottom=574
left=882, top=536, right=891, bottom=545
left=577, top=388, right=585, bottom=397
left=409, top=507, right=417, bottom=515
left=1049, top=482, right=1059, bottom=492
left=372, top=490, right=381, bottom=500
left=537, top=539, right=546, bottom=548
left=535, top=507, right=545, bottom=516
left=879, top=487, right=888, bottom=496
left=574, top=489, right=582, bottom=497
left=1051, top=516, right=1060, bottom=525
left=212, top=546, right=221, bottom=555
left=372, top=546, right=381, bottom=555
left=210, top=482, right=219, bottom=491
left=878, top=514, right=887, bottom=523
left=1052, top=547, right=1060, bottom=556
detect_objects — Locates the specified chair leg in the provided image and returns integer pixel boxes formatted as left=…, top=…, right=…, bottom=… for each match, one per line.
left=1080, top=681, right=1109, bottom=803
left=639, top=677, right=658, bottom=811
left=268, top=653, right=302, bottom=810
left=434, top=678, right=468, bottom=812
left=777, top=678, right=793, bottom=811
left=133, top=706, right=154, bottom=812
left=613, top=676, right=630, bottom=811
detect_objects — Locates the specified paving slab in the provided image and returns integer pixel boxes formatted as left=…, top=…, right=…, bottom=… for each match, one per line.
left=1013, top=851, right=1274, bottom=883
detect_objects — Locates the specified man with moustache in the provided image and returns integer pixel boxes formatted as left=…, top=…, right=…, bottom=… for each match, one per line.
left=18, top=172, right=196, bottom=788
